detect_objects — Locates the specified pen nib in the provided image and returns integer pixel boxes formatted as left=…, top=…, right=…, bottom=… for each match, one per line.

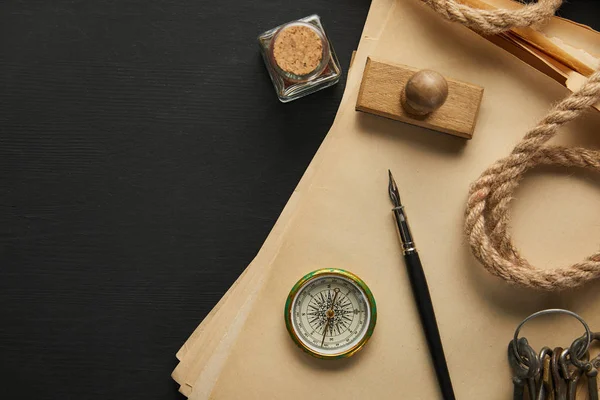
left=388, top=170, right=401, bottom=207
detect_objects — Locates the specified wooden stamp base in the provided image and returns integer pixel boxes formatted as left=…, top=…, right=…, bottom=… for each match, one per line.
left=356, top=57, right=484, bottom=139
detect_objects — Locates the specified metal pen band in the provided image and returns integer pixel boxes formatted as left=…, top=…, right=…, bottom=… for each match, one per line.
left=392, top=205, right=417, bottom=254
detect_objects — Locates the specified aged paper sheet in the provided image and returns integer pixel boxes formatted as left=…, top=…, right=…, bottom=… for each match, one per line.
left=171, top=3, right=396, bottom=394
left=180, top=0, right=600, bottom=398
left=203, top=0, right=600, bottom=398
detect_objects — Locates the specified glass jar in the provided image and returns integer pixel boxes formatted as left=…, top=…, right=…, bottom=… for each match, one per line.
left=258, top=15, right=342, bottom=103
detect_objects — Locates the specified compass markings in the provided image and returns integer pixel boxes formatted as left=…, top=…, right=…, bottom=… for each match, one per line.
left=292, top=277, right=370, bottom=352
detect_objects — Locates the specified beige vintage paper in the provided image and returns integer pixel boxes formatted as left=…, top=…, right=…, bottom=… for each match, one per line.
left=173, top=3, right=600, bottom=391
left=191, top=0, right=600, bottom=398
left=170, top=4, right=396, bottom=394
left=173, top=3, right=398, bottom=395
left=171, top=55, right=368, bottom=395
left=174, top=3, right=600, bottom=392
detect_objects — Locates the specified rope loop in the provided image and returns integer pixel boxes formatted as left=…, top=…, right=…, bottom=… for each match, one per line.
left=420, top=0, right=600, bottom=290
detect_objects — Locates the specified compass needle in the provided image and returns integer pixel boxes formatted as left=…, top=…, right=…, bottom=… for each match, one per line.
left=321, top=319, right=330, bottom=347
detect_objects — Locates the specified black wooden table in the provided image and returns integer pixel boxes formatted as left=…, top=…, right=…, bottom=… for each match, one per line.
left=0, top=1, right=597, bottom=398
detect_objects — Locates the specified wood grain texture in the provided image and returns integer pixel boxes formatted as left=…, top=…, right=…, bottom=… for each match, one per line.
left=356, top=57, right=484, bottom=138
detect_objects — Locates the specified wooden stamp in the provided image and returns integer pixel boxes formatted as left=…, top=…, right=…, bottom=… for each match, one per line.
left=356, top=57, right=484, bottom=139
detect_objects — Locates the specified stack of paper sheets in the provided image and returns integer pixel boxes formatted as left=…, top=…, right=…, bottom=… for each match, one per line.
left=173, top=0, right=600, bottom=398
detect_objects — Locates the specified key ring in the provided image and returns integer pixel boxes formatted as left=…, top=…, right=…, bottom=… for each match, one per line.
left=512, top=309, right=592, bottom=366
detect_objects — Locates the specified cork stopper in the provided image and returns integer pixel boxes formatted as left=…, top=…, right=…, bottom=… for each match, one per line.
left=272, top=24, right=324, bottom=77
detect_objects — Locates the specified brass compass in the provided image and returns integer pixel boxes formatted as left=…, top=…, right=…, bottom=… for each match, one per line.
left=284, top=268, right=377, bottom=359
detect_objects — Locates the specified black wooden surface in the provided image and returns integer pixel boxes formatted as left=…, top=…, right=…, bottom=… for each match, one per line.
left=0, top=1, right=598, bottom=399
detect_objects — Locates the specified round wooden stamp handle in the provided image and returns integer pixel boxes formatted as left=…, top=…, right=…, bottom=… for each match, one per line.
left=401, top=70, right=449, bottom=116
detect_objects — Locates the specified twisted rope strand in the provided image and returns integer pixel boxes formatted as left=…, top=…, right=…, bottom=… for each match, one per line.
left=420, top=0, right=600, bottom=290
left=422, top=0, right=562, bottom=34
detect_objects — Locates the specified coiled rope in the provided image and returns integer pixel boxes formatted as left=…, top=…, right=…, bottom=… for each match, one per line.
left=421, top=0, right=600, bottom=290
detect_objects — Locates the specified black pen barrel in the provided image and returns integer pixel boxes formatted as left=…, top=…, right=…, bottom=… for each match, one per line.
left=404, top=250, right=456, bottom=400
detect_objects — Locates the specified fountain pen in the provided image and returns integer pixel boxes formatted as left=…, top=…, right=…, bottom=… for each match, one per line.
left=388, top=170, right=456, bottom=400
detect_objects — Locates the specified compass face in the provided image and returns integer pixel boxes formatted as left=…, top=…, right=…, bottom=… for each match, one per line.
left=285, top=269, right=376, bottom=359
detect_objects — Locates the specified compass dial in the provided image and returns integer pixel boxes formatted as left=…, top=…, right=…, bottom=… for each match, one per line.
left=285, top=269, right=377, bottom=359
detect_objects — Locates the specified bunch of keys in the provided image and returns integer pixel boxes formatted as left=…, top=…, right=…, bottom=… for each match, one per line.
left=508, top=309, right=600, bottom=400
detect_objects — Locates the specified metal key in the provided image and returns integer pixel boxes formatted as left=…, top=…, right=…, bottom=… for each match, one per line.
left=509, top=339, right=528, bottom=400
left=552, top=347, right=568, bottom=400
left=571, top=331, right=600, bottom=363
left=570, top=333, right=600, bottom=400
left=587, top=366, right=599, bottom=400
left=526, top=369, right=538, bottom=400
left=593, top=353, right=600, bottom=370
left=523, top=339, right=541, bottom=400
left=537, top=348, right=553, bottom=400
left=509, top=338, right=540, bottom=400
left=559, top=348, right=583, bottom=400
